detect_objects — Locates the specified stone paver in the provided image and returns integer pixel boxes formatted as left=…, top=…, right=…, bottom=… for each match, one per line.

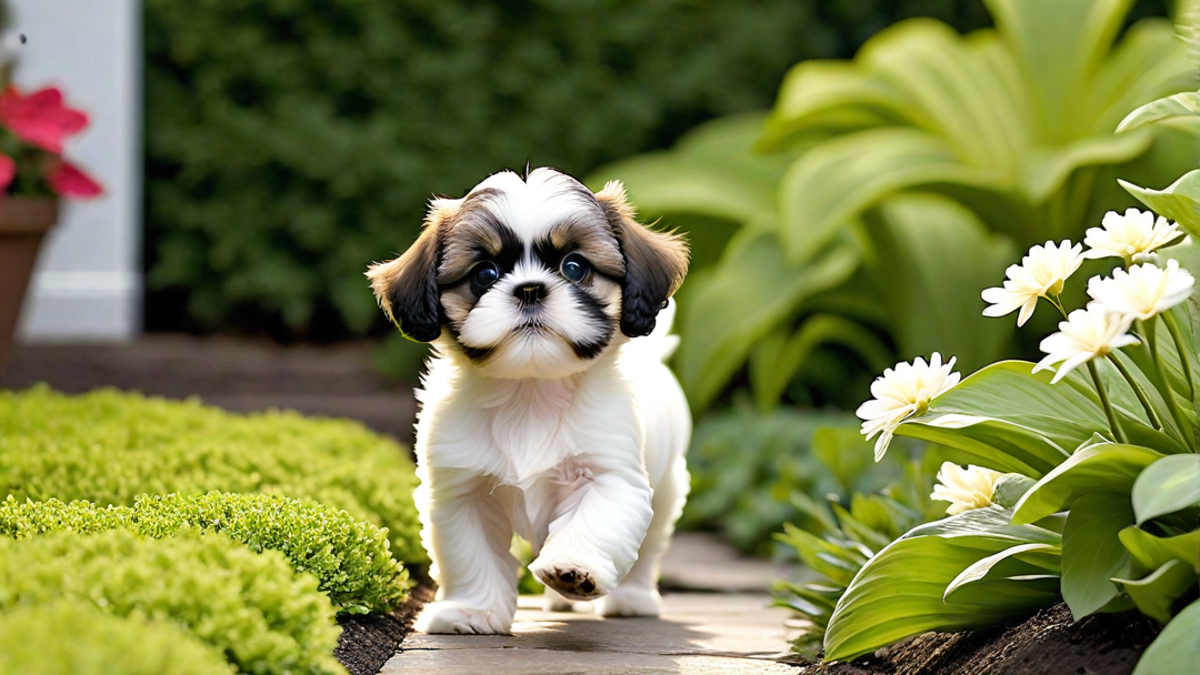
left=383, top=593, right=797, bottom=675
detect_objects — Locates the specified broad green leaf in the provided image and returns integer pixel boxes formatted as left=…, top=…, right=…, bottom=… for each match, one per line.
left=944, top=542, right=1060, bottom=601
left=1020, top=132, right=1151, bottom=204
left=864, top=196, right=1016, bottom=373
left=1113, top=559, right=1197, bottom=624
left=1133, top=455, right=1200, bottom=524
left=760, top=61, right=909, bottom=150
left=776, top=523, right=863, bottom=587
left=1090, top=21, right=1196, bottom=134
left=776, top=127, right=1003, bottom=262
left=749, top=315, right=892, bottom=412
left=1119, top=92, right=1200, bottom=133
left=895, top=362, right=1107, bottom=477
left=588, top=114, right=789, bottom=227
left=992, top=474, right=1037, bottom=509
left=1120, top=171, right=1200, bottom=237
left=1119, top=527, right=1200, bottom=575
left=985, top=0, right=1133, bottom=141
left=1061, top=493, right=1135, bottom=619
left=1133, top=597, right=1200, bottom=675
left=824, top=508, right=1060, bottom=661
left=1011, top=444, right=1163, bottom=525
left=675, top=230, right=859, bottom=411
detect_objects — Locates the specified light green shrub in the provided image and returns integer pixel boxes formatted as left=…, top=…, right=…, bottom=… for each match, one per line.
left=0, top=385, right=424, bottom=565
left=0, top=530, right=345, bottom=675
left=0, top=491, right=409, bottom=613
left=0, top=601, right=235, bottom=675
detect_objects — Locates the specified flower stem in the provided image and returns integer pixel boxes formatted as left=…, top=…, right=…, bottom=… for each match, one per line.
left=1106, top=353, right=1162, bottom=430
left=1088, top=359, right=1127, bottom=444
left=1145, top=317, right=1194, bottom=444
left=1162, top=310, right=1196, bottom=401
left=1045, top=294, right=1069, bottom=319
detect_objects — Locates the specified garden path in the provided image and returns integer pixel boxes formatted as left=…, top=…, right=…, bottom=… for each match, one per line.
left=382, top=533, right=801, bottom=675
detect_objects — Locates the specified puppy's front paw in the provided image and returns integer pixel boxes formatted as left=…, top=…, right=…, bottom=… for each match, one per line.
left=593, top=585, right=662, bottom=617
left=529, top=555, right=617, bottom=601
left=414, top=601, right=512, bottom=634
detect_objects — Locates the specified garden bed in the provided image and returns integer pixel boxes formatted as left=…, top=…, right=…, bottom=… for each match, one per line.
left=804, top=603, right=1160, bottom=675
left=336, top=585, right=434, bottom=675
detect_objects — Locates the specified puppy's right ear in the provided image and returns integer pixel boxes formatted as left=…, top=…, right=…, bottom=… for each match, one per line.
left=366, top=199, right=458, bottom=342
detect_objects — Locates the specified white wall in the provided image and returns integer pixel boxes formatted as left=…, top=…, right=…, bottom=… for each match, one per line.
left=12, top=0, right=141, bottom=340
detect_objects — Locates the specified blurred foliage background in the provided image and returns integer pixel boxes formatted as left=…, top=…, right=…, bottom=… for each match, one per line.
left=143, top=0, right=1190, bottom=555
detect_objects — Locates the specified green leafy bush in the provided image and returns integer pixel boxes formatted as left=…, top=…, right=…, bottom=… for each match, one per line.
left=0, top=491, right=409, bottom=614
left=142, top=0, right=994, bottom=343
left=0, top=530, right=345, bottom=675
left=0, top=385, right=424, bottom=564
left=800, top=90, right=1200, bottom=672
left=592, top=0, right=1198, bottom=413
left=0, top=601, right=235, bottom=675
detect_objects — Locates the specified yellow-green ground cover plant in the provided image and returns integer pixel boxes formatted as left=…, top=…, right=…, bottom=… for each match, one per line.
left=0, top=530, right=346, bottom=675
left=0, top=386, right=425, bottom=673
left=788, top=85, right=1200, bottom=674
left=0, top=385, right=424, bottom=563
left=0, top=601, right=236, bottom=675
left=0, top=491, right=409, bottom=614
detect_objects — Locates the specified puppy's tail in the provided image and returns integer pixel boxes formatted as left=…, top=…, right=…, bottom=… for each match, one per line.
left=625, top=298, right=680, bottom=363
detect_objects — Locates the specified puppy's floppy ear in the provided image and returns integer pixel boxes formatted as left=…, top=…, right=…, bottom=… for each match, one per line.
left=366, top=199, right=458, bottom=342
left=595, top=181, right=689, bottom=337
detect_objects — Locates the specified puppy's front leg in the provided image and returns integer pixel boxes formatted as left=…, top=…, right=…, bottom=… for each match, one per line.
left=414, top=468, right=520, bottom=634
left=529, top=451, right=653, bottom=602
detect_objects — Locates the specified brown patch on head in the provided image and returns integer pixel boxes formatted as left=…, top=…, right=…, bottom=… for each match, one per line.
left=594, top=180, right=689, bottom=337
left=538, top=219, right=625, bottom=281
left=365, top=198, right=459, bottom=342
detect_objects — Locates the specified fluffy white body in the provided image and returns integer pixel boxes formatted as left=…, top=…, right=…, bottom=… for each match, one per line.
left=367, top=168, right=691, bottom=635
left=413, top=308, right=690, bottom=633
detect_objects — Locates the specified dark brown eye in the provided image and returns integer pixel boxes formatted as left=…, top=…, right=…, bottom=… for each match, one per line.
left=471, top=262, right=500, bottom=294
left=561, top=253, right=589, bottom=282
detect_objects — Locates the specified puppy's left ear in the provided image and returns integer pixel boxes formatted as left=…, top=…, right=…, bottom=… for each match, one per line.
left=596, top=181, right=689, bottom=337
left=366, top=199, right=457, bottom=342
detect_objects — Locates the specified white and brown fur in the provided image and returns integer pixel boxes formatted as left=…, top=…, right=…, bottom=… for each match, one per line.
left=367, top=168, right=690, bottom=633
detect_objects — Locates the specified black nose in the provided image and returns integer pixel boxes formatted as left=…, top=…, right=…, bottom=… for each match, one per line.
left=515, top=282, right=546, bottom=305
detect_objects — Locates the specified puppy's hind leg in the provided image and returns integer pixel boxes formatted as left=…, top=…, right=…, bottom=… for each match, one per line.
left=594, top=455, right=689, bottom=617
left=414, top=469, right=521, bottom=634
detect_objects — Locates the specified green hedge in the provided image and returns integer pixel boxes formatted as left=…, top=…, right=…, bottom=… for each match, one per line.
left=0, top=530, right=345, bottom=675
left=0, top=385, right=424, bottom=565
left=0, top=602, right=236, bottom=675
left=0, top=491, right=409, bottom=614
left=143, top=0, right=992, bottom=341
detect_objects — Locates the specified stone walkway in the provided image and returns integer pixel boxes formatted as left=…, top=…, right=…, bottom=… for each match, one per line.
left=384, top=533, right=803, bottom=675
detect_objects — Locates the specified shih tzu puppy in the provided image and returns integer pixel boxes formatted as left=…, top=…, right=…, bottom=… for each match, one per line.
left=367, top=167, right=690, bottom=634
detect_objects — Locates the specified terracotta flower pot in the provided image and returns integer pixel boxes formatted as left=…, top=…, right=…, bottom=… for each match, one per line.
left=0, top=197, right=59, bottom=372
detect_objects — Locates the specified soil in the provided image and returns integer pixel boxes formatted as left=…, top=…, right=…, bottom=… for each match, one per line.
left=336, top=585, right=434, bottom=675
left=795, top=603, right=1161, bottom=675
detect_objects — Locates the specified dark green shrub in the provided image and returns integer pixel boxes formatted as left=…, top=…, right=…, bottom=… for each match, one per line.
left=0, top=530, right=345, bottom=675
left=0, top=601, right=235, bottom=675
left=0, top=385, right=424, bottom=564
left=143, top=0, right=993, bottom=343
left=0, top=491, right=409, bottom=614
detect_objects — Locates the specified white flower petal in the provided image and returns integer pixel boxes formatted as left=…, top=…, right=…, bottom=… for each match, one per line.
left=857, top=352, right=962, bottom=461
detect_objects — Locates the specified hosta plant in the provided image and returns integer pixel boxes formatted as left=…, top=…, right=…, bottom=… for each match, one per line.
left=590, top=0, right=1200, bottom=413
left=809, top=99, right=1200, bottom=672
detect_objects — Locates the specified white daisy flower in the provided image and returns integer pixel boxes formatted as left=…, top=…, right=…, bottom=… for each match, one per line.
left=857, top=353, right=961, bottom=461
left=1086, top=259, right=1195, bottom=321
left=1033, top=305, right=1139, bottom=384
left=931, top=462, right=1004, bottom=515
left=1083, top=208, right=1183, bottom=263
left=982, top=240, right=1084, bottom=327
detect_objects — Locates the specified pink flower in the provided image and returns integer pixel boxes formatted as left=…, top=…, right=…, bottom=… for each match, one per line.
left=46, top=159, right=102, bottom=198
left=0, top=153, right=14, bottom=192
left=0, top=85, right=89, bottom=154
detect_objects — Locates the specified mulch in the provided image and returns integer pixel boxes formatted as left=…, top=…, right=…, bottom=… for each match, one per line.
left=336, top=585, right=434, bottom=675
left=796, top=603, right=1161, bottom=675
